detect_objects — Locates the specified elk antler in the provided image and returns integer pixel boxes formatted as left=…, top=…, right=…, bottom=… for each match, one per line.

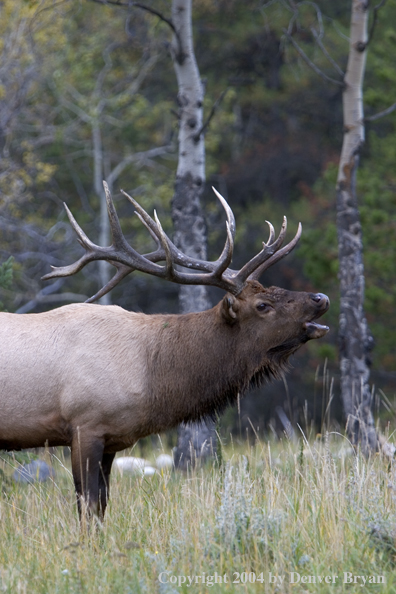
left=42, top=182, right=302, bottom=300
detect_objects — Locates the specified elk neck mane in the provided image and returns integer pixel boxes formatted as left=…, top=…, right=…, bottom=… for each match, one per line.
left=145, top=302, right=300, bottom=427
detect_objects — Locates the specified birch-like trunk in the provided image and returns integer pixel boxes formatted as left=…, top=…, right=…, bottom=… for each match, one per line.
left=92, top=120, right=111, bottom=305
left=336, top=0, right=377, bottom=454
left=170, top=0, right=216, bottom=469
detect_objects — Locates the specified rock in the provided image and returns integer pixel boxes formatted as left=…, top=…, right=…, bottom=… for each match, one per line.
left=114, top=457, right=155, bottom=476
left=155, top=454, right=173, bottom=469
left=13, top=459, right=55, bottom=483
left=142, top=466, right=157, bottom=476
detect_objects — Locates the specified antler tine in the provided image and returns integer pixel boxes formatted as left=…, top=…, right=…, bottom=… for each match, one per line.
left=122, top=187, right=239, bottom=292
left=122, top=187, right=234, bottom=275
left=64, top=203, right=96, bottom=250
left=43, top=186, right=169, bottom=286
left=42, top=203, right=104, bottom=281
left=149, top=208, right=236, bottom=287
left=212, top=221, right=235, bottom=279
left=42, top=255, right=92, bottom=281
left=121, top=189, right=161, bottom=242
left=210, top=187, right=236, bottom=276
left=125, top=193, right=183, bottom=273
left=234, top=216, right=287, bottom=283
left=153, top=210, right=176, bottom=280
left=135, top=212, right=163, bottom=247
left=104, top=182, right=168, bottom=273
left=248, top=221, right=302, bottom=282
left=265, top=220, right=275, bottom=245
left=212, top=186, right=236, bottom=240
left=122, top=189, right=190, bottom=270
left=269, top=216, right=287, bottom=251
left=85, top=262, right=133, bottom=303
left=234, top=217, right=300, bottom=285
left=103, top=181, right=134, bottom=251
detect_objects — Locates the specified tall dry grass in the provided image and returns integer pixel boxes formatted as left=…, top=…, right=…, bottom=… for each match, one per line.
left=0, top=434, right=395, bottom=593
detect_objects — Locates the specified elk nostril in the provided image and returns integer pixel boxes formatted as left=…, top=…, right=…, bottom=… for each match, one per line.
left=310, top=293, right=329, bottom=305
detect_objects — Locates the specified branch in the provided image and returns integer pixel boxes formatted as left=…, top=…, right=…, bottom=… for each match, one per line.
left=58, top=94, right=93, bottom=124
left=311, top=27, right=344, bottom=77
left=107, top=144, right=173, bottom=186
left=283, top=29, right=344, bottom=87
left=331, top=18, right=350, bottom=43
left=62, top=83, right=87, bottom=107
left=88, top=0, right=183, bottom=60
left=365, top=101, right=396, bottom=122
left=367, top=0, right=388, bottom=46
left=0, top=217, right=57, bottom=243
left=121, top=54, right=159, bottom=97
left=17, top=252, right=69, bottom=266
left=193, top=89, right=228, bottom=142
left=94, top=41, right=121, bottom=99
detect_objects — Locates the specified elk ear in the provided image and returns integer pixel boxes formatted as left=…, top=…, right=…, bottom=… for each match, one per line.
left=222, top=294, right=240, bottom=323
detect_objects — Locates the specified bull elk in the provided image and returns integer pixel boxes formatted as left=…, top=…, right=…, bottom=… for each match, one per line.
left=0, top=184, right=329, bottom=519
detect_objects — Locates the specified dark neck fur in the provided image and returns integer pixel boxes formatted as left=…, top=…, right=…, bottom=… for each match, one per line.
left=146, top=309, right=301, bottom=430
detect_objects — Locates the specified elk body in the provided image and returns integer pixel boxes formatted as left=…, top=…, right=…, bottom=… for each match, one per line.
left=0, top=185, right=329, bottom=519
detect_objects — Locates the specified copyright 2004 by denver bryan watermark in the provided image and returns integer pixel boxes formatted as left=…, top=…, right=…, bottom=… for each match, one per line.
left=158, top=571, right=386, bottom=588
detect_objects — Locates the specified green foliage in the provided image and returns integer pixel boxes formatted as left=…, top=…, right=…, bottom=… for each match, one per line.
left=0, top=256, right=13, bottom=290
left=0, top=257, right=13, bottom=312
left=0, top=449, right=37, bottom=466
left=294, top=120, right=396, bottom=370
left=259, top=1, right=396, bottom=375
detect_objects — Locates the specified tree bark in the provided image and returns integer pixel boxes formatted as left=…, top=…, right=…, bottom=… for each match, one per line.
left=336, top=0, right=377, bottom=454
left=170, top=0, right=216, bottom=470
left=92, top=120, right=112, bottom=305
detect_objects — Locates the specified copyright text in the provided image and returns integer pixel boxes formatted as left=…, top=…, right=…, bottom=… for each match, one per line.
left=158, top=571, right=385, bottom=587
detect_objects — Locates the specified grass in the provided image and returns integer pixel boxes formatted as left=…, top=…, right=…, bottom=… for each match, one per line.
left=0, top=434, right=396, bottom=593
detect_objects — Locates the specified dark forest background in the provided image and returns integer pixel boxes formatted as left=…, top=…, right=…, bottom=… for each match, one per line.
left=1, top=0, right=396, bottom=438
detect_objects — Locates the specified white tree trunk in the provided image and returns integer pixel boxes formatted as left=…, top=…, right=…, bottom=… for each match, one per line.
left=170, top=0, right=216, bottom=469
left=171, top=0, right=208, bottom=313
left=92, top=121, right=112, bottom=305
left=336, top=0, right=377, bottom=454
left=337, top=1, right=367, bottom=175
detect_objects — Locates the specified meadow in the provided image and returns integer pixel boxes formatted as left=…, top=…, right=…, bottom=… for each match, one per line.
left=0, top=433, right=395, bottom=594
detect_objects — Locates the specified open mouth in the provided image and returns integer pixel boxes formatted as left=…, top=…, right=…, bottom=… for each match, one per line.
left=303, top=320, right=329, bottom=339
left=303, top=297, right=330, bottom=339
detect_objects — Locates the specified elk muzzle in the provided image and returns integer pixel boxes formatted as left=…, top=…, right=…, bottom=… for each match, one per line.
left=303, top=293, right=330, bottom=339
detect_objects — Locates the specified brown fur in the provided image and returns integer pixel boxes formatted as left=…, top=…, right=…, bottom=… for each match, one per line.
left=0, top=280, right=329, bottom=518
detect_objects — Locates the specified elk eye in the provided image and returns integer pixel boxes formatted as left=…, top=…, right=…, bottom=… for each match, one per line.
left=256, top=303, right=270, bottom=312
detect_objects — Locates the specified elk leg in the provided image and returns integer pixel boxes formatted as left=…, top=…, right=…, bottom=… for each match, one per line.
left=98, top=452, right=115, bottom=520
left=71, top=432, right=105, bottom=519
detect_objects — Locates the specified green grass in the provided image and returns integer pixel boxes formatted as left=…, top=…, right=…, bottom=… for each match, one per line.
left=1, top=435, right=396, bottom=593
